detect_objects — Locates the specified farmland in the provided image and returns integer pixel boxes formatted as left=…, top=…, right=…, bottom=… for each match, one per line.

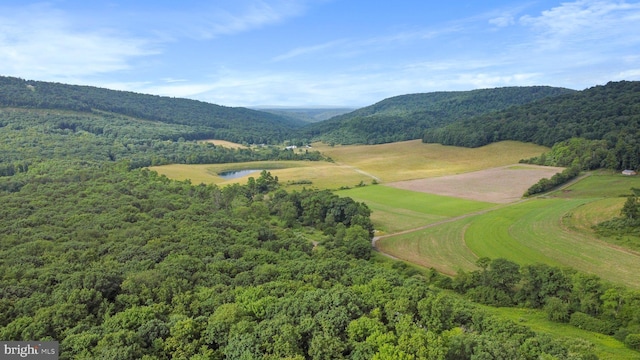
left=151, top=140, right=640, bottom=288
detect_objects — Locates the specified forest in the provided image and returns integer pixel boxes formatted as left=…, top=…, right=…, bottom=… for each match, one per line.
left=1, top=76, right=640, bottom=359
left=0, top=76, right=305, bottom=144
left=424, top=81, right=640, bottom=171
left=298, top=86, right=575, bottom=145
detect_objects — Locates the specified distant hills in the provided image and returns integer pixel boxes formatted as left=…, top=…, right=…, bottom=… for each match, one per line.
left=2, top=75, right=640, bottom=171
left=297, top=86, right=576, bottom=144
left=0, top=76, right=305, bottom=144
left=423, top=80, right=640, bottom=148
left=256, top=108, right=355, bottom=123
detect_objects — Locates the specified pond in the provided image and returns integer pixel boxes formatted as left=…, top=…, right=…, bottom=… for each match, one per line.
left=218, top=169, right=261, bottom=180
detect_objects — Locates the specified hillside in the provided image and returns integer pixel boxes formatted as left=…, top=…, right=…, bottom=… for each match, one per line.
left=423, top=81, right=640, bottom=170
left=298, top=86, right=575, bottom=144
left=0, top=76, right=305, bottom=144
left=257, top=107, right=355, bottom=123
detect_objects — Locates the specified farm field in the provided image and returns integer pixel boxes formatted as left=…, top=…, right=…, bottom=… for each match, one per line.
left=151, top=140, right=551, bottom=189
left=335, top=185, right=495, bottom=234
left=149, top=160, right=373, bottom=190
left=376, top=173, right=640, bottom=288
left=313, top=140, right=551, bottom=182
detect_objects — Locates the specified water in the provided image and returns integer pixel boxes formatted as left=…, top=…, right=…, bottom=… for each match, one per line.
left=218, top=169, right=261, bottom=179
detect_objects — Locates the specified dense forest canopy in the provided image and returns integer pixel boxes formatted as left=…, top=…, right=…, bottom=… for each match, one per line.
left=298, top=86, right=575, bottom=145
left=424, top=81, right=640, bottom=171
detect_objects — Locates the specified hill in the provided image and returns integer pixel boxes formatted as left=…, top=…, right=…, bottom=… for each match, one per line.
left=298, top=86, right=575, bottom=144
left=422, top=81, right=640, bottom=170
left=0, top=76, right=305, bottom=144
left=257, top=107, right=355, bottom=123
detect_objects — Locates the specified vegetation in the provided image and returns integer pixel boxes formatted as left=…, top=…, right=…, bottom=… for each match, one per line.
left=2, top=76, right=640, bottom=358
left=523, top=166, right=581, bottom=197
left=0, top=76, right=305, bottom=144
left=424, top=81, right=640, bottom=171
left=300, top=86, right=574, bottom=145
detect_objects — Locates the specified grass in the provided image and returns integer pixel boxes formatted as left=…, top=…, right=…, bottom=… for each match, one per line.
left=314, top=140, right=550, bottom=182
left=375, top=216, right=480, bottom=275
left=484, top=307, right=640, bottom=360
left=149, top=161, right=373, bottom=190
left=336, top=185, right=494, bottom=234
left=378, top=173, right=640, bottom=288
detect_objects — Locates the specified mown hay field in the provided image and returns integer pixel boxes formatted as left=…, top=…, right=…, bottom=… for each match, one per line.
left=335, top=186, right=495, bottom=234
left=149, top=161, right=373, bottom=190
left=377, top=173, right=640, bottom=288
left=313, top=140, right=551, bottom=182
left=150, top=140, right=551, bottom=189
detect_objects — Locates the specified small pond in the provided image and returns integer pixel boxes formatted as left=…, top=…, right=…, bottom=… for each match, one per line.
left=218, top=169, right=261, bottom=180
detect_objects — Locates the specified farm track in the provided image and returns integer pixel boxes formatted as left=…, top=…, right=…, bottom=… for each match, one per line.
left=371, top=173, right=594, bottom=266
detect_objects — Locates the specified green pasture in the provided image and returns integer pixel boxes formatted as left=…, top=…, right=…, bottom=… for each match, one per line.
left=485, top=307, right=639, bottom=360
left=336, top=185, right=494, bottom=234
left=550, top=171, right=640, bottom=199
left=375, top=216, right=480, bottom=275
left=378, top=173, right=640, bottom=288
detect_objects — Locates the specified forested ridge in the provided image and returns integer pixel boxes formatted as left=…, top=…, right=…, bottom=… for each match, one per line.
left=298, top=86, right=575, bottom=145
left=0, top=76, right=305, bottom=144
left=424, top=81, right=640, bottom=171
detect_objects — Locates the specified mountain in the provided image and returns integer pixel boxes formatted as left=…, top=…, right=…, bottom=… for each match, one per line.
left=423, top=80, right=640, bottom=148
left=256, top=107, right=356, bottom=123
left=0, top=76, right=305, bottom=144
left=422, top=81, right=640, bottom=170
left=298, top=86, right=576, bottom=145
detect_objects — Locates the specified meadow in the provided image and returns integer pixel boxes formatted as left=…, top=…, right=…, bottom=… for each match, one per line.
left=150, top=140, right=640, bottom=288
left=376, top=174, right=640, bottom=288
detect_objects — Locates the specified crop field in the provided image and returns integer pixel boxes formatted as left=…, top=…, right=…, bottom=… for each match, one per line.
left=152, top=140, right=550, bottom=189
left=336, top=185, right=495, bottom=234
left=386, top=164, right=565, bottom=203
left=377, top=173, right=640, bottom=288
left=313, top=140, right=551, bottom=182
left=199, top=139, right=249, bottom=149
left=149, top=161, right=373, bottom=190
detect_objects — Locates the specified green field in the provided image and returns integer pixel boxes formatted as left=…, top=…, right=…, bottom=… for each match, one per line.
left=376, top=173, right=640, bottom=288
left=336, top=185, right=495, bottom=234
left=484, top=307, right=640, bottom=360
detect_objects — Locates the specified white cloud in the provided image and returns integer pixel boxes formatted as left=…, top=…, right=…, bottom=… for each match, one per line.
left=0, top=4, right=157, bottom=81
left=520, top=0, right=640, bottom=49
left=175, top=0, right=309, bottom=39
left=489, top=15, right=515, bottom=27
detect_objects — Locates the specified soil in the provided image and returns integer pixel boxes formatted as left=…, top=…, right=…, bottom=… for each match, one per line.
left=385, top=164, right=565, bottom=204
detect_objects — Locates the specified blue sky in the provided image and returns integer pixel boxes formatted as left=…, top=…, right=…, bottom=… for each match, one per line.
left=1, top=0, right=639, bottom=107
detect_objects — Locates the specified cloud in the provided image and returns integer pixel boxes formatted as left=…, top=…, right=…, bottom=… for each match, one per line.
left=0, top=4, right=157, bottom=81
left=173, top=0, right=309, bottom=39
left=489, top=15, right=515, bottom=27
left=520, top=0, right=640, bottom=49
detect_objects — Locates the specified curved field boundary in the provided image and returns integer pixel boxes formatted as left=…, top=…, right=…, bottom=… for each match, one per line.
left=465, top=197, right=640, bottom=288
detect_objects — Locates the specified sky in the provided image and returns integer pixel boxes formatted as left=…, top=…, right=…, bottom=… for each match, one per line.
left=1, top=0, right=639, bottom=107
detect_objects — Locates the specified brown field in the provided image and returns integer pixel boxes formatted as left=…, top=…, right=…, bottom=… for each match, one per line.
left=386, top=164, right=565, bottom=203
left=199, top=139, right=248, bottom=149
left=312, top=140, right=551, bottom=183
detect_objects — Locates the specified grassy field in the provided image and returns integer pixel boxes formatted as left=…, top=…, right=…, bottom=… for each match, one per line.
left=377, top=173, right=640, bottom=288
left=150, top=140, right=549, bottom=189
left=336, top=185, right=495, bottom=234
left=149, top=161, right=373, bottom=190
left=484, top=307, right=640, bottom=360
left=313, top=140, right=550, bottom=182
